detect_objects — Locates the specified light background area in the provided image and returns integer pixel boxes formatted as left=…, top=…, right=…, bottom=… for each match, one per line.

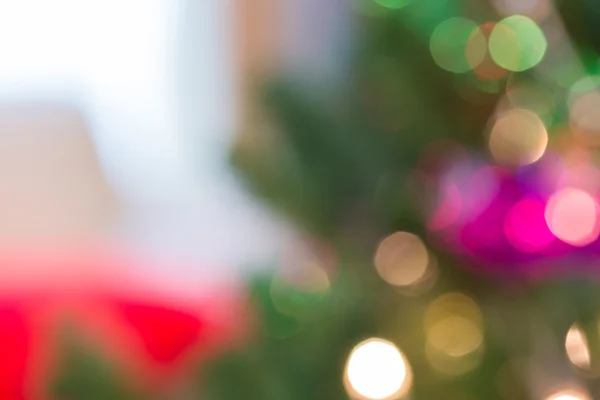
left=0, top=0, right=294, bottom=290
left=0, top=0, right=350, bottom=291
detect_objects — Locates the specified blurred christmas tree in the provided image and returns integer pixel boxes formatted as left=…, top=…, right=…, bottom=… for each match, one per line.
left=202, top=0, right=600, bottom=399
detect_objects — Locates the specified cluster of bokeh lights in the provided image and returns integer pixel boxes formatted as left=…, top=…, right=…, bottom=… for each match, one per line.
left=415, top=147, right=600, bottom=282
left=424, top=292, right=484, bottom=376
left=505, top=184, right=599, bottom=251
left=430, top=15, right=547, bottom=74
left=499, top=185, right=600, bottom=252
left=343, top=291, right=486, bottom=399
left=354, top=3, right=599, bottom=397
left=504, top=185, right=600, bottom=251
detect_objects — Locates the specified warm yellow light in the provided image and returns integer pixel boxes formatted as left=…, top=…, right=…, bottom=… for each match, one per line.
left=546, top=389, right=590, bottom=400
left=394, top=253, right=439, bottom=297
left=565, top=323, right=591, bottom=370
left=344, top=338, right=412, bottom=400
left=425, top=292, right=483, bottom=330
left=374, top=232, right=429, bottom=287
left=545, top=187, right=600, bottom=247
left=424, top=293, right=484, bottom=376
left=489, top=108, right=548, bottom=167
left=427, top=316, right=483, bottom=357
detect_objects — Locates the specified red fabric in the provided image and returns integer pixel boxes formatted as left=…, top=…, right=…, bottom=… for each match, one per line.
left=0, top=306, right=29, bottom=400
left=0, top=250, right=246, bottom=400
left=116, top=301, right=205, bottom=365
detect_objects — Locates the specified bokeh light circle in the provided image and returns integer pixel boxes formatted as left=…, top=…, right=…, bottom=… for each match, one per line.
left=465, top=26, right=488, bottom=71
left=565, top=323, right=591, bottom=371
left=344, top=338, right=412, bottom=400
left=424, top=292, right=484, bottom=376
left=545, top=187, right=600, bottom=247
left=504, top=198, right=554, bottom=252
left=489, top=15, right=547, bottom=71
left=469, top=22, right=511, bottom=80
left=545, top=390, right=590, bottom=400
left=374, top=232, right=429, bottom=287
left=430, top=18, right=481, bottom=73
left=427, top=315, right=483, bottom=357
left=425, top=293, right=483, bottom=345
left=489, top=108, right=548, bottom=167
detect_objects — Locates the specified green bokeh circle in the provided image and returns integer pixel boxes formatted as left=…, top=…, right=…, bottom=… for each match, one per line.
left=489, top=15, right=547, bottom=72
left=430, top=18, right=480, bottom=74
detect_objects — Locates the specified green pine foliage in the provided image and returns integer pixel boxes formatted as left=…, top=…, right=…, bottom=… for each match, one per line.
left=51, top=326, right=146, bottom=400
left=205, top=0, right=600, bottom=399
left=48, top=0, right=600, bottom=398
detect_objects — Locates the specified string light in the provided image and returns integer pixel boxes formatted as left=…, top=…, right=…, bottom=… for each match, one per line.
left=489, top=15, right=547, bottom=71
left=565, top=323, right=591, bottom=370
left=374, top=232, right=430, bottom=287
left=468, top=22, right=510, bottom=80
left=430, top=18, right=481, bottom=73
left=424, top=293, right=484, bottom=376
left=545, top=389, right=590, bottom=400
left=465, top=25, right=487, bottom=71
left=545, top=187, right=600, bottom=246
left=488, top=108, right=548, bottom=167
left=344, top=338, right=412, bottom=400
left=427, top=315, right=483, bottom=357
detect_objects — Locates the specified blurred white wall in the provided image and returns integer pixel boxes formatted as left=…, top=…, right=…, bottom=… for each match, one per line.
left=0, top=0, right=349, bottom=289
left=0, top=0, right=187, bottom=199
left=0, top=0, right=293, bottom=288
